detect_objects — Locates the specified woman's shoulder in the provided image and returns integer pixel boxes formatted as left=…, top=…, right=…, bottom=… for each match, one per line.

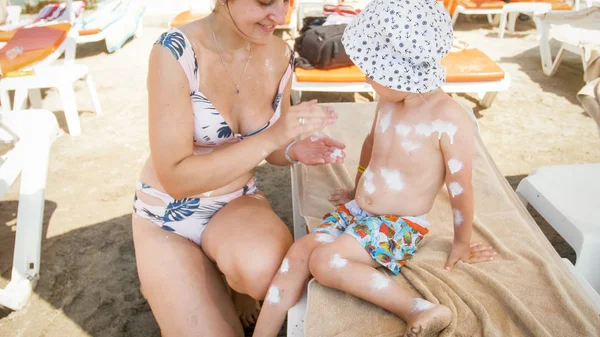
left=152, top=25, right=202, bottom=89
left=266, top=36, right=293, bottom=73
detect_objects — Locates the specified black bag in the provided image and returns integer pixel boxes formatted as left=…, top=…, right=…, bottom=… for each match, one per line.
left=294, top=24, right=353, bottom=70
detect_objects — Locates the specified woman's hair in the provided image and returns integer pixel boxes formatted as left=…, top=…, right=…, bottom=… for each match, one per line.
left=212, top=0, right=253, bottom=40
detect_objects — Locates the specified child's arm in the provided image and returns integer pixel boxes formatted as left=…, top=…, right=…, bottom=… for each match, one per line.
left=439, top=108, right=495, bottom=270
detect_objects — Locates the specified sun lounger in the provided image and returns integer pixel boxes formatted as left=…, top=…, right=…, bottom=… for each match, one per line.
left=451, top=0, right=588, bottom=26
left=0, top=23, right=102, bottom=136
left=169, top=1, right=213, bottom=28
left=536, top=6, right=600, bottom=83
left=292, top=48, right=511, bottom=108
left=75, top=0, right=145, bottom=53
left=0, top=1, right=86, bottom=43
left=0, top=109, right=59, bottom=311
left=288, top=102, right=600, bottom=336
left=516, top=164, right=600, bottom=293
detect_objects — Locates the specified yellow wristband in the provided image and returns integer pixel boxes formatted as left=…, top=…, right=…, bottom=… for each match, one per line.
left=357, top=165, right=366, bottom=174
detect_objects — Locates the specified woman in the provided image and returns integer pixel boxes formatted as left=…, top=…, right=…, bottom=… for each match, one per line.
left=132, top=0, right=345, bottom=336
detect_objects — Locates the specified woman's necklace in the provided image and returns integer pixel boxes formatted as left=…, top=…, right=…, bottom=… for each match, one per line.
left=210, top=21, right=253, bottom=94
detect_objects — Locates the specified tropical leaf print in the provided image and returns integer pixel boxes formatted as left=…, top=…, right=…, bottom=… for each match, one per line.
left=217, top=121, right=233, bottom=139
left=164, top=198, right=201, bottom=222
left=156, top=32, right=186, bottom=60
left=191, top=93, right=215, bottom=110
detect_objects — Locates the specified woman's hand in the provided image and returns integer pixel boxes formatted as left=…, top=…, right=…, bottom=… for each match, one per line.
left=444, top=242, right=496, bottom=271
left=269, top=100, right=338, bottom=148
left=289, top=135, right=346, bottom=165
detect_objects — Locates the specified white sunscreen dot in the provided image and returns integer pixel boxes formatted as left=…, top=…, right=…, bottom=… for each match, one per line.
left=316, top=233, right=335, bottom=243
left=380, top=168, right=405, bottom=191
left=432, top=120, right=458, bottom=145
left=448, top=159, right=463, bottom=174
left=401, top=140, right=421, bottom=154
left=378, top=113, right=391, bottom=133
left=265, top=59, right=271, bottom=69
left=371, top=272, right=391, bottom=290
left=412, top=298, right=435, bottom=312
left=284, top=48, right=291, bottom=58
left=330, top=253, right=348, bottom=269
left=395, top=124, right=412, bottom=137
left=267, top=286, right=281, bottom=304
left=453, top=209, right=464, bottom=226
left=449, top=182, right=463, bottom=198
left=261, top=150, right=269, bottom=157
left=363, top=169, right=376, bottom=194
left=415, top=123, right=433, bottom=137
left=280, top=258, right=289, bottom=273
left=310, top=134, right=325, bottom=142
left=330, top=148, right=343, bottom=159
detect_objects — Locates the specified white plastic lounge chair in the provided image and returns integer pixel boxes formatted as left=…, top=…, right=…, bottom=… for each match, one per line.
left=75, top=0, right=145, bottom=53
left=452, top=0, right=590, bottom=27
left=0, top=109, right=59, bottom=311
left=536, top=5, right=600, bottom=82
left=0, top=23, right=102, bottom=136
left=497, top=2, right=552, bottom=39
left=288, top=102, right=600, bottom=336
left=516, top=164, right=600, bottom=293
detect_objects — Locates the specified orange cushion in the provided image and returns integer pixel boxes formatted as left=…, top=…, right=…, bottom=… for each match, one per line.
left=0, top=30, right=16, bottom=43
left=78, top=28, right=102, bottom=36
left=458, top=0, right=507, bottom=9
left=296, top=65, right=367, bottom=82
left=0, top=23, right=71, bottom=75
left=443, top=48, right=505, bottom=82
left=295, top=48, right=505, bottom=84
left=511, top=0, right=572, bottom=10
left=443, top=0, right=460, bottom=15
left=169, top=10, right=208, bottom=28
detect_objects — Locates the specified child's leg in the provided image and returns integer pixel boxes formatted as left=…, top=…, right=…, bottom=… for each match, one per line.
left=253, top=232, right=332, bottom=337
left=308, top=235, right=452, bottom=337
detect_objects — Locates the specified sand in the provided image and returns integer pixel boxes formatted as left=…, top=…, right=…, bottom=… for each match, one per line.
left=1, top=14, right=599, bottom=337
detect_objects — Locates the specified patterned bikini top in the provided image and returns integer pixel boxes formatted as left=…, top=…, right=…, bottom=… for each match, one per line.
left=155, top=28, right=294, bottom=148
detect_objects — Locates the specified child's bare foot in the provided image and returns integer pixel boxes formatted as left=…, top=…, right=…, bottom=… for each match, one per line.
left=232, top=290, right=261, bottom=328
left=328, top=188, right=355, bottom=206
left=404, top=304, right=452, bottom=337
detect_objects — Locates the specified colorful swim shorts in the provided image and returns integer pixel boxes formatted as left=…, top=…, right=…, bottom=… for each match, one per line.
left=313, top=200, right=429, bottom=275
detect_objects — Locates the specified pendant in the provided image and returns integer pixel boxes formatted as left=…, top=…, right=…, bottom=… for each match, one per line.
left=236, top=86, right=240, bottom=94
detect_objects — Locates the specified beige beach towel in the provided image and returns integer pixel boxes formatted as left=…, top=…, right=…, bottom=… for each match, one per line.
left=577, top=77, right=600, bottom=130
left=297, top=102, right=600, bottom=337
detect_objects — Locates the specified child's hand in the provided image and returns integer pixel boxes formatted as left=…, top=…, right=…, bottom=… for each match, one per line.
left=328, top=188, right=355, bottom=206
left=290, top=136, right=346, bottom=165
left=444, top=242, right=496, bottom=271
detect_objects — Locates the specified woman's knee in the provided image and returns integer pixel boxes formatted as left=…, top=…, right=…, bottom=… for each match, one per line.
left=225, top=240, right=291, bottom=299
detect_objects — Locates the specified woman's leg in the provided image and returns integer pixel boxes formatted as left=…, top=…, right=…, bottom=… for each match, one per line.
left=252, top=233, right=331, bottom=337
left=201, top=192, right=294, bottom=327
left=132, top=214, right=243, bottom=337
left=308, top=235, right=452, bottom=337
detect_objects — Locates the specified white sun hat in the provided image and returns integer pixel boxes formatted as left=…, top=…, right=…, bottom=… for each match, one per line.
left=342, top=0, right=453, bottom=93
